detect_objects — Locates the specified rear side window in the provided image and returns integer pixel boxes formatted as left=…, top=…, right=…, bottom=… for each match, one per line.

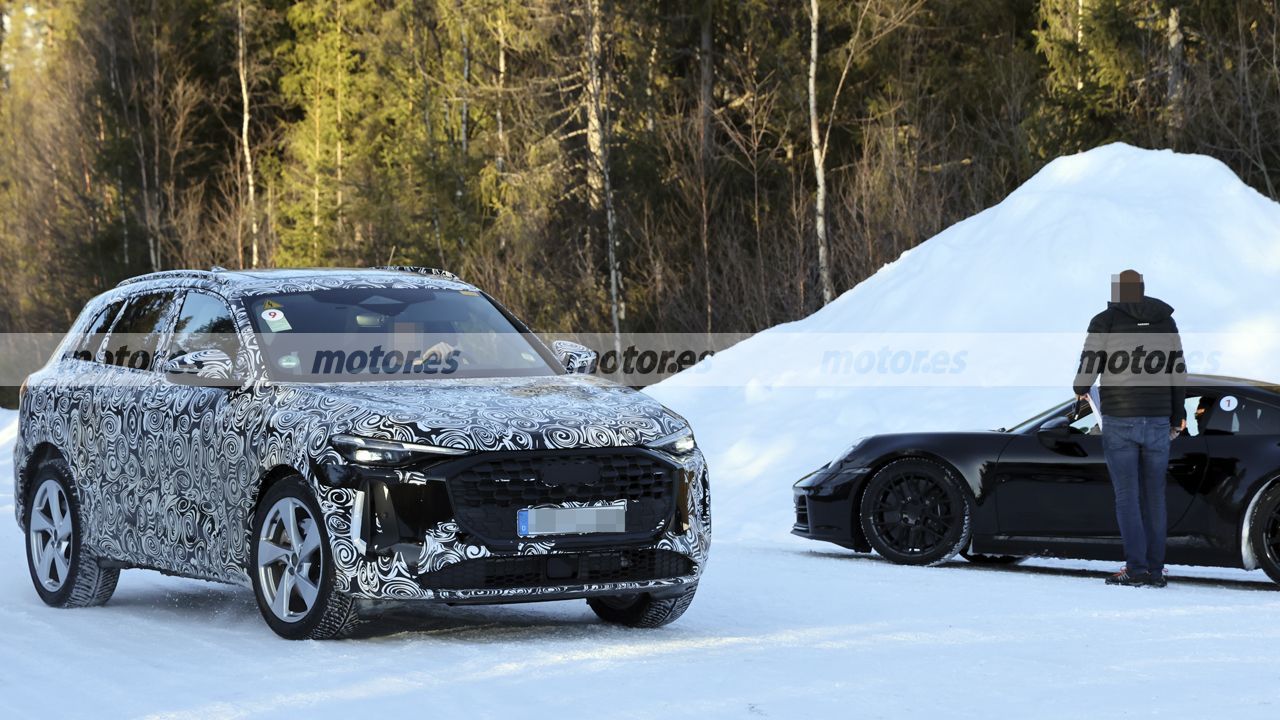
left=1203, top=394, right=1280, bottom=436
left=170, top=292, right=241, bottom=358
left=67, top=300, right=125, bottom=362
left=102, top=292, right=177, bottom=370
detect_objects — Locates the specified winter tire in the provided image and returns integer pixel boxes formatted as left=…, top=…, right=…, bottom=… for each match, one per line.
left=587, top=584, right=698, bottom=628
left=859, top=458, right=972, bottom=566
left=250, top=476, right=358, bottom=640
left=24, top=459, right=119, bottom=608
left=1249, top=482, right=1280, bottom=586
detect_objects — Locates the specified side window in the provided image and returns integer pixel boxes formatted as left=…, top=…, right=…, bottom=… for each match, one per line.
left=1179, top=395, right=1203, bottom=437
left=170, top=292, right=241, bottom=359
left=1069, top=405, right=1100, bottom=434
left=101, top=292, right=177, bottom=370
left=1204, top=394, right=1280, bottom=436
left=67, top=300, right=125, bottom=362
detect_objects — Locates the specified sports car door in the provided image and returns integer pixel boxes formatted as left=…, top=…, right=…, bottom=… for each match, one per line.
left=994, top=397, right=1207, bottom=538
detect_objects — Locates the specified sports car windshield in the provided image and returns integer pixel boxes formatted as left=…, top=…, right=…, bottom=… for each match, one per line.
left=242, top=287, right=557, bottom=381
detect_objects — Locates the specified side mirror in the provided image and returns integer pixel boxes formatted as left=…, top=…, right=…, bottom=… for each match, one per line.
left=550, top=340, right=598, bottom=375
left=1038, top=416, right=1071, bottom=436
left=162, top=349, right=241, bottom=388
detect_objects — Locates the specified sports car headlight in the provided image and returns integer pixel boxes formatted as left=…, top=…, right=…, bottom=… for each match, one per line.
left=648, top=428, right=696, bottom=457
left=331, top=434, right=471, bottom=466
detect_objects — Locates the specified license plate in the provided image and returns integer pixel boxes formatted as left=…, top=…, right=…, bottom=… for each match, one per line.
left=517, top=503, right=626, bottom=537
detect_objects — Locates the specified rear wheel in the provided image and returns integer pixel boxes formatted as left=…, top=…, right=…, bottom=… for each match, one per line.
left=859, top=458, right=972, bottom=566
left=24, top=459, right=119, bottom=608
left=1249, top=482, right=1280, bottom=586
left=587, top=584, right=698, bottom=628
left=250, top=477, right=358, bottom=639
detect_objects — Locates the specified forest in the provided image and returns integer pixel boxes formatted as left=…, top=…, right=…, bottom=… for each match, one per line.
left=1, top=0, right=1278, bottom=336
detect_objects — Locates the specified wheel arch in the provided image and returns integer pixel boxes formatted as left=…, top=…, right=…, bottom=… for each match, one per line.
left=16, top=442, right=69, bottom=529
left=246, top=464, right=308, bottom=539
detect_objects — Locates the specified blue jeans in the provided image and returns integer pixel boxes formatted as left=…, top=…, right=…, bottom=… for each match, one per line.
left=1101, top=416, right=1172, bottom=576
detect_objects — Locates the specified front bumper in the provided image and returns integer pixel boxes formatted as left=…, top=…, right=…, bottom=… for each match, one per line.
left=314, top=449, right=711, bottom=601
left=792, top=464, right=871, bottom=549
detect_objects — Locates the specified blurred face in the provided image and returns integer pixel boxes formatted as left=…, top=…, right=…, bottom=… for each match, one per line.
left=1110, top=273, right=1144, bottom=303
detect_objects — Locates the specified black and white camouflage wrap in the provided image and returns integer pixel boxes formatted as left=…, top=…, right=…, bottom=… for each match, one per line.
left=13, top=269, right=710, bottom=601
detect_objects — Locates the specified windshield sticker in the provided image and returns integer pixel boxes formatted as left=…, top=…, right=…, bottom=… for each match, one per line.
left=1220, top=395, right=1239, bottom=412
left=262, top=299, right=282, bottom=309
left=261, top=308, right=293, bottom=332
left=458, top=290, right=479, bottom=296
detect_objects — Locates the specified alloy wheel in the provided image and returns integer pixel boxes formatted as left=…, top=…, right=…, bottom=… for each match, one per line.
left=256, top=497, right=324, bottom=623
left=868, top=471, right=958, bottom=557
left=28, top=479, right=73, bottom=592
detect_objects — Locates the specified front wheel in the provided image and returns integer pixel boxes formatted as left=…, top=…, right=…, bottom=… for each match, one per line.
left=250, top=477, right=358, bottom=639
left=588, top=584, right=698, bottom=628
left=1248, top=482, right=1280, bottom=586
left=24, top=459, right=119, bottom=608
left=859, top=458, right=972, bottom=566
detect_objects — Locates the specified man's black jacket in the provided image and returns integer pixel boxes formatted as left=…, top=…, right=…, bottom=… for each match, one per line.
left=1073, top=297, right=1187, bottom=425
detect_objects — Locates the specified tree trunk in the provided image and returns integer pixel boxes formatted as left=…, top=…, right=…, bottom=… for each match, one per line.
left=236, top=0, right=260, bottom=268
left=585, top=0, right=621, bottom=353
left=1165, top=4, right=1185, bottom=147
left=699, top=0, right=713, bottom=166
left=496, top=18, right=506, bottom=175
left=699, top=0, right=714, bottom=332
left=808, top=0, right=834, bottom=305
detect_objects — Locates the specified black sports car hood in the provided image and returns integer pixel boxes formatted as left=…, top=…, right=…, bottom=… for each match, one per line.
left=273, top=374, right=689, bottom=452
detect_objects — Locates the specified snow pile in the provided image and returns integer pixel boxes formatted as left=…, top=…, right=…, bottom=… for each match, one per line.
left=648, top=143, right=1280, bottom=541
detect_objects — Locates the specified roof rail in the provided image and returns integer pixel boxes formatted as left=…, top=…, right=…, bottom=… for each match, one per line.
left=372, top=265, right=462, bottom=282
left=115, top=269, right=223, bottom=288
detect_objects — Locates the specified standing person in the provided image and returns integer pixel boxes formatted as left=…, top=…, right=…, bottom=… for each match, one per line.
left=1073, top=270, right=1187, bottom=587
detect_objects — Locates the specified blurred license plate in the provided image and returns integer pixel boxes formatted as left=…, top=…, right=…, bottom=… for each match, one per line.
left=517, top=504, right=626, bottom=537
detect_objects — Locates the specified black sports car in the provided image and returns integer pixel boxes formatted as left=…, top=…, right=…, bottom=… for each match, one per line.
left=792, top=375, right=1280, bottom=584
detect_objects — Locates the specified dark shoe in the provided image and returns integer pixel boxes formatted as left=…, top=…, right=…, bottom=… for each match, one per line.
left=1105, top=568, right=1149, bottom=586
left=1145, top=571, right=1168, bottom=588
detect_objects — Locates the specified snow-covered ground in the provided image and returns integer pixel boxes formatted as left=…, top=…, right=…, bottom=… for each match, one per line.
left=2, top=407, right=1278, bottom=719
left=5, top=145, right=1280, bottom=718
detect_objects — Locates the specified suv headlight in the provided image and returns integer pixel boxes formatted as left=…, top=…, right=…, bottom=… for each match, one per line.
left=648, top=428, right=696, bottom=457
left=331, top=434, right=471, bottom=466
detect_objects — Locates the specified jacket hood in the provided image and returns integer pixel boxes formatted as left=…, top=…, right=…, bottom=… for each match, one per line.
left=275, top=374, right=688, bottom=452
left=1107, top=296, right=1174, bottom=323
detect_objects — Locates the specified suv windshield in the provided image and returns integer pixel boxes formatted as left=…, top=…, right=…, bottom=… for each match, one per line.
left=243, top=287, right=557, bottom=382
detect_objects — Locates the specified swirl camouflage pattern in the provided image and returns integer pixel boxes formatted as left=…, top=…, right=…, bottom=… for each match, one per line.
left=13, top=267, right=710, bottom=636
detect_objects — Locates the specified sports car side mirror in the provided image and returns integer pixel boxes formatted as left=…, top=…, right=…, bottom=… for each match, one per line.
left=1037, top=416, right=1073, bottom=441
left=551, top=340, right=598, bottom=375
left=162, top=349, right=242, bottom=388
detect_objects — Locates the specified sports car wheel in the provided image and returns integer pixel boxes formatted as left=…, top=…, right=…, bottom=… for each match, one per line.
left=1249, top=482, right=1280, bottom=586
left=859, top=458, right=972, bottom=566
left=251, top=477, right=358, bottom=640
left=587, top=584, right=698, bottom=628
left=961, top=551, right=1025, bottom=566
left=24, top=459, right=119, bottom=608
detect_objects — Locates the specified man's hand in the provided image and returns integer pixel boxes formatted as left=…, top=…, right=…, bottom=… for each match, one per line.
left=1175, top=418, right=1187, bottom=432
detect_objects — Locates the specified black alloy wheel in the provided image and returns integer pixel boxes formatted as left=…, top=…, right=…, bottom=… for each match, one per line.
left=859, top=458, right=972, bottom=566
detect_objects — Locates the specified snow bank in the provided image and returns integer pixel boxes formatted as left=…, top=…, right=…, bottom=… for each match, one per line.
left=648, top=144, right=1280, bottom=541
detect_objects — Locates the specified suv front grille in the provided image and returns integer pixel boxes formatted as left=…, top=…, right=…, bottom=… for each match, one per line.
left=443, top=449, right=678, bottom=550
left=418, top=549, right=694, bottom=590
